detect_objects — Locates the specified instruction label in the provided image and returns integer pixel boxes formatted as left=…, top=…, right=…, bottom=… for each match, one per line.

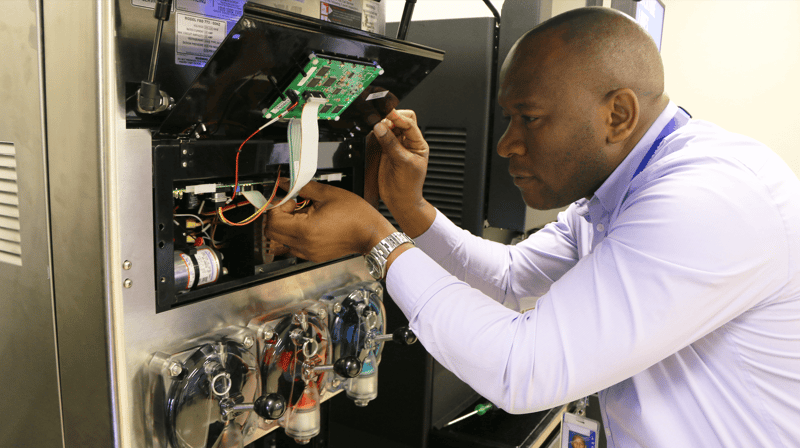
left=175, top=13, right=227, bottom=67
left=176, top=0, right=246, bottom=23
left=320, top=0, right=361, bottom=30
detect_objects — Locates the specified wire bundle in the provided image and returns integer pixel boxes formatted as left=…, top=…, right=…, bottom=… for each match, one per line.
left=218, top=100, right=298, bottom=226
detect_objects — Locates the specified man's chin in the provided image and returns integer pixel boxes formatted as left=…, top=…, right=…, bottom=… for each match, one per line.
left=520, top=190, right=566, bottom=211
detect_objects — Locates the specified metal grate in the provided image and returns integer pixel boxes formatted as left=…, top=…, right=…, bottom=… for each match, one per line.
left=379, top=128, right=467, bottom=227
left=0, top=142, right=21, bottom=266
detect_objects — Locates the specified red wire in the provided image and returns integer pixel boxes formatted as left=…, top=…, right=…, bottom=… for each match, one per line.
left=231, top=128, right=263, bottom=201
left=231, top=102, right=297, bottom=202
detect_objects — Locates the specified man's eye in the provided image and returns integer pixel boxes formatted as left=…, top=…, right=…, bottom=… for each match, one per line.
left=522, top=115, right=538, bottom=123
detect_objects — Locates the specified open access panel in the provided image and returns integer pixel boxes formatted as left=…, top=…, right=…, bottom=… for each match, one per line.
left=150, top=4, right=443, bottom=312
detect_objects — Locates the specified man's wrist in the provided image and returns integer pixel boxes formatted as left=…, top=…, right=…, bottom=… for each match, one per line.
left=364, top=232, right=415, bottom=280
left=387, top=199, right=436, bottom=239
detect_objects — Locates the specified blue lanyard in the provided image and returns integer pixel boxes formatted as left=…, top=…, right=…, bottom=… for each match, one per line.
left=620, top=108, right=691, bottom=206
left=631, top=108, right=692, bottom=181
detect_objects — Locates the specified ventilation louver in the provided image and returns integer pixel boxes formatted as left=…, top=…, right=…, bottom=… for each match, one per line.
left=379, top=128, right=466, bottom=228
left=0, top=143, right=21, bottom=266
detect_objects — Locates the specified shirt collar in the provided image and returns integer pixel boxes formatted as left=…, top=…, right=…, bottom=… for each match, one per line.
left=587, top=101, right=679, bottom=216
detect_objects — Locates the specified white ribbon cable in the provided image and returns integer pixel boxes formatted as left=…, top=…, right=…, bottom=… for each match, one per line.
left=274, top=98, right=326, bottom=207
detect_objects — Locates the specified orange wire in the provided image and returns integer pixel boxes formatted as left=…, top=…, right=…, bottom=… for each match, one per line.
left=217, top=169, right=282, bottom=226
left=231, top=102, right=297, bottom=202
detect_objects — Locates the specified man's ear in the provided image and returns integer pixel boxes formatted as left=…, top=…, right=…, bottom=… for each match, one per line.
left=604, top=88, right=639, bottom=144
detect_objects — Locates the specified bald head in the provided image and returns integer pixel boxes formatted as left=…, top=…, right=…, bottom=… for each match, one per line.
left=504, top=7, right=666, bottom=111
left=495, top=7, right=671, bottom=209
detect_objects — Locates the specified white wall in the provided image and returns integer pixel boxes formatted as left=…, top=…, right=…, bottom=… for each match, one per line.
left=661, top=1, right=800, bottom=175
left=385, top=0, right=504, bottom=21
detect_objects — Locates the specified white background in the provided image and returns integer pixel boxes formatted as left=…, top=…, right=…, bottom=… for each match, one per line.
left=384, top=0, right=800, bottom=176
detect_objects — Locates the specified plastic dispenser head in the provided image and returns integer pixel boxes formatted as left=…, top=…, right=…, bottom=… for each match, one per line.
left=258, top=306, right=355, bottom=445
left=146, top=329, right=264, bottom=448
left=319, top=282, right=387, bottom=406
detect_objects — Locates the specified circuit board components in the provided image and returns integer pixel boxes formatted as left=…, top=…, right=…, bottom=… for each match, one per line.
left=264, top=54, right=384, bottom=121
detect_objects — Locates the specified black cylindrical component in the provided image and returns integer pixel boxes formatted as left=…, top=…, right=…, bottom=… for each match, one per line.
left=396, top=0, right=417, bottom=40
left=254, top=394, right=287, bottom=420
left=333, top=356, right=362, bottom=379
left=138, top=81, right=162, bottom=112
left=147, top=20, right=165, bottom=83
left=153, top=0, right=172, bottom=21
left=393, top=327, right=417, bottom=345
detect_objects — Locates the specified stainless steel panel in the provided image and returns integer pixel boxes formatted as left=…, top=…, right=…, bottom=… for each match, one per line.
left=37, top=0, right=376, bottom=446
left=0, top=1, right=63, bottom=447
left=43, top=0, right=116, bottom=445
left=110, top=4, right=374, bottom=448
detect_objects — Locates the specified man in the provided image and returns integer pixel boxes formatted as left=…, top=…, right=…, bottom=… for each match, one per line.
left=265, top=7, right=800, bottom=447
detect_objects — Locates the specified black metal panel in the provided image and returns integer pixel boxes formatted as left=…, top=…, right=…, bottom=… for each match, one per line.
left=383, top=18, right=497, bottom=237
left=487, top=0, right=552, bottom=232
left=156, top=3, right=444, bottom=140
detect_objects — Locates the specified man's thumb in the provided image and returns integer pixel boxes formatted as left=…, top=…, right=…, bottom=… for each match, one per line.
left=294, top=180, right=328, bottom=201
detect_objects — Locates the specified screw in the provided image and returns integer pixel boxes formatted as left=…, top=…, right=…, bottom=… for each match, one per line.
left=123, top=279, right=133, bottom=289
left=243, top=336, right=255, bottom=349
left=182, top=162, right=187, bottom=168
left=182, top=149, right=187, bottom=155
left=317, top=308, right=326, bottom=319
left=262, top=328, right=275, bottom=341
left=333, top=302, right=342, bottom=314
left=123, top=260, right=132, bottom=270
left=169, top=362, right=182, bottom=377
left=364, top=311, right=378, bottom=330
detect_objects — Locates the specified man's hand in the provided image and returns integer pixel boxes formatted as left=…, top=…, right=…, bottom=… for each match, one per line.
left=264, top=181, right=397, bottom=262
left=368, top=110, right=437, bottom=238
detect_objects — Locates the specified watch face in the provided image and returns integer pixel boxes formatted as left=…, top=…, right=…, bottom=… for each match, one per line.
left=365, top=254, right=383, bottom=280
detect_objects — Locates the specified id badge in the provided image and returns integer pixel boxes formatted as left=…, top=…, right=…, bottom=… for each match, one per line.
left=561, top=412, right=599, bottom=448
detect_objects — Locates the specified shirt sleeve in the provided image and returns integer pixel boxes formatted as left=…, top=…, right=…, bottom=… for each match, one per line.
left=387, top=155, right=789, bottom=414
left=413, top=208, right=581, bottom=310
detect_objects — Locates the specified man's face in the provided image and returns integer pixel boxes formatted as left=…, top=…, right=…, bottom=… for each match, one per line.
left=497, top=35, right=615, bottom=210
left=571, top=436, right=587, bottom=448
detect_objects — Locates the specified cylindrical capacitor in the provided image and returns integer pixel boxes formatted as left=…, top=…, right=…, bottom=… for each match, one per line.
left=174, top=246, right=223, bottom=291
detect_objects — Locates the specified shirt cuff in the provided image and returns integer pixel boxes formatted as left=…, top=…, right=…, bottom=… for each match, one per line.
left=413, top=208, right=463, bottom=257
left=386, top=247, right=454, bottom=319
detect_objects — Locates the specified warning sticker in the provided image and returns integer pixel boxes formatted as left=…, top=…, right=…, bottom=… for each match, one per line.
left=175, top=0, right=246, bottom=22
left=320, top=1, right=362, bottom=30
left=362, top=0, right=380, bottom=33
left=175, top=13, right=227, bottom=67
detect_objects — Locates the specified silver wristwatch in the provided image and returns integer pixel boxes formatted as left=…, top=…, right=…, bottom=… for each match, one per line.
left=365, top=232, right=415, bottom=280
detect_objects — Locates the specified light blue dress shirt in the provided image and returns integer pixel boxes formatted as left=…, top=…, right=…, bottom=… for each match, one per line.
left=387, top=102, right=800, bottom=447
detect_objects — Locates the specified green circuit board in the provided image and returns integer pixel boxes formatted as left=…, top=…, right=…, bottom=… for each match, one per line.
left=264, top=54, right=383, bottom=121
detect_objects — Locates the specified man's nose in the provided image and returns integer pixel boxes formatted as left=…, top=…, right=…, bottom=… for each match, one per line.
left=496, top=121, right=526, bottom=158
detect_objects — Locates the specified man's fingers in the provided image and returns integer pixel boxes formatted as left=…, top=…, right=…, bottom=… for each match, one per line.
left=289, top=180, right=331, bottom=202
left=373, top=122, right=411, bottom=159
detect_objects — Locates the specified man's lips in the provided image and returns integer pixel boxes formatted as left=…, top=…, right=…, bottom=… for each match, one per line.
left=510, top=172, right=536, bottom=186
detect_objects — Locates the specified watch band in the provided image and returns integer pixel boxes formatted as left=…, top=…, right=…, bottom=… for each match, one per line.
left=365, top=232, right=415, bottom=280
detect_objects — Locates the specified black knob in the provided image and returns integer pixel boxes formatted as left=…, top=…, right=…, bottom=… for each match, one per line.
left=333, top=356, right=362, bottom=378
left=393, top=327, right=417, bottom=345
left=253, top=393, right=286, bottom=420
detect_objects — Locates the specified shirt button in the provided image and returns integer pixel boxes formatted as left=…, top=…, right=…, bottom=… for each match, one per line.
left=596, top=223, right=605, bottom=232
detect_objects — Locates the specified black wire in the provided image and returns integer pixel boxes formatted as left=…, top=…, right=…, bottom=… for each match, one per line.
left=482, top=0, right=500, bottom=21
